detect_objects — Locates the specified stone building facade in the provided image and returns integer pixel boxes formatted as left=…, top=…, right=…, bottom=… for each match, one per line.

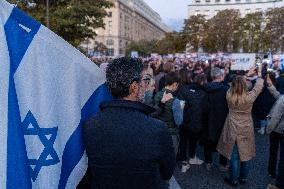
left=188, top=0, right=284, bottom=19
left=91, top=0, right=170, bottom=57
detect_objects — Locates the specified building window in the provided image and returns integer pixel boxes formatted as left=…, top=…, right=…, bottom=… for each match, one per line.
left=256, top=8, right=262, bottom=12
left=108, top=12, right=112, bottom=17
left=108, top=20, right=112, bottom=27
left=235, top=0, right=241, bottom=2
left=246, top=0, right=251, bottom=2
left=119, top=48, right=124, bottom=55
left=245, top=9, right=251, bottom=14
left=195, top=0, right=201, bottom=3
left=225, top=0, right=231, bottom=2
left=195, top=10, right=200, bottom=15
left=106, top=48, right=114, bottom=56
left=215, top=0, right=220, bottom=2
left=205, top=10, right=210, bottom=17
left=106, top=39, right=114, bottom=46
left=205, top=0, right=210, bottom=2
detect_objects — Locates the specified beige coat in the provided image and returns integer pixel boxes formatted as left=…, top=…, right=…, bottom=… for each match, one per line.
left=217, top=78, right=264, bottom=161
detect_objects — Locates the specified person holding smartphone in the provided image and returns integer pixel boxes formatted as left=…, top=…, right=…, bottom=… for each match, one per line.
left=217, top=66, right=264, bottom=187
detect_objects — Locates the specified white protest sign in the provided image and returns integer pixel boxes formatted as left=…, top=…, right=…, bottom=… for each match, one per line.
left=191, top=53, right=198, bottom=58
left=131, top=51, right=139, bottom=58
left=151, top=53, right=159, bottom=57
left=186, top=54, right=191, bottom=58
left=231, top=53, right=256, bottom=70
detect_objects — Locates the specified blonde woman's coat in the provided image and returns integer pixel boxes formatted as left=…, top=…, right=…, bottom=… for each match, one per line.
left=217, top=78, right=264, bottom=161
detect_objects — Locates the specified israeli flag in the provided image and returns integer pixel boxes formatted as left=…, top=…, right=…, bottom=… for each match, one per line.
left=0, top=1, right=112, bottom=188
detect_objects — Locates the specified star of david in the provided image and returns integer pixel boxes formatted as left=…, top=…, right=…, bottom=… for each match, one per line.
left=21, top=111, right=60, bottom=182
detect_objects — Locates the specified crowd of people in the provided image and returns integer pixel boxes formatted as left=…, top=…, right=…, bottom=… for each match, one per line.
left=80, top=56, right=284, bottom=189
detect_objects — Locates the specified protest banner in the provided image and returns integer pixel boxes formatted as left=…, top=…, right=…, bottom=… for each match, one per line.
left=151, top=53, right=159, bottom=57
left=186, top=54, right=191, bottom=59
left=231, top=53, right=256, bottom=70
left=131, top=51, right=139, bottom=58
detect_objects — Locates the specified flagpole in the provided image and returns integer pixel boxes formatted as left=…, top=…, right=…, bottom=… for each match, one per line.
left=46, top=0, right=50, bottom=28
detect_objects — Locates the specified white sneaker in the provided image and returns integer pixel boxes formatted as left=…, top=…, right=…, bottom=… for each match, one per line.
left=258, top=128, right=265, bottom=135
left=181, top=162, right=190, bottom=173
left=189, top=156, right=204, bottom=165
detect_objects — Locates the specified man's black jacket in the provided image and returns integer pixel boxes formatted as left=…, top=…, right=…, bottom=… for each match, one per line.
left=83, top=100, right=175, bottom=189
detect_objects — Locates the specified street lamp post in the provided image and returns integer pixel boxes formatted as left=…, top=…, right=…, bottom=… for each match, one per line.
left=46, top=0, right=50, bottom=28
left=249, top=23, right=255, bottom=52
left=260, top=14, right=266, bottom=53
left=197, top=24, right=204, bottom=53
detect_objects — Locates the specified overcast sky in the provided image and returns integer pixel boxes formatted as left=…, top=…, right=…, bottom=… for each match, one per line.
left=144, top=0, right=190, bottom=19
left=144, top=0, right=189, bottom=31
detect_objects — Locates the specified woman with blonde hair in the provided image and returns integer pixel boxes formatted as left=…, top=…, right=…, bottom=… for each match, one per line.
left=217, top=68, right=264, bottom=187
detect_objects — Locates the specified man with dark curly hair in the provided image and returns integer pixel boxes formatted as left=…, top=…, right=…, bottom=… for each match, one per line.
left=83, top=57, right=175, bottom=189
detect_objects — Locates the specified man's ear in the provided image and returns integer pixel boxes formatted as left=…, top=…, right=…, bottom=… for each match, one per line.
left=129, top=81, right=139, bottom=95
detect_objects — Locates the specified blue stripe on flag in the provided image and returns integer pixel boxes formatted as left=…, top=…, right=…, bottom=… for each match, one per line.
left=281, top=55, right=284, bottom=70
left=5, top=7, right=40, bottom=75
left=58, top=83, right=112, bottom=189
left=5, top=7, right=40, bottom=189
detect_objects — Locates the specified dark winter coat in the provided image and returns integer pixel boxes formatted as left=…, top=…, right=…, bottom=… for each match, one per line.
left=178, top=84, right=209, bottom=133
left=83, top=100, right=175, bottom=189
left=155, top=72, right=165, bottom=93
left=158, top=75, right=166, bottom=92
left=277, top=75, right=284, bottom=94
left=205, top=81, right=229, bottom=142
left=252, top=85, right=276, bottom=120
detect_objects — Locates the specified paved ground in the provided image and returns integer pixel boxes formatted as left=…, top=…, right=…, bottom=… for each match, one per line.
left=174, top=133, right=275, bottom=189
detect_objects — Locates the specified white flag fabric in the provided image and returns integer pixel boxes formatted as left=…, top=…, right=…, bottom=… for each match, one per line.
left=0, top=0, right=112, bottom=188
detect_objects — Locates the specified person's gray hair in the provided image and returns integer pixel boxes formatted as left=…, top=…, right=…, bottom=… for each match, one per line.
left=211, top=67, right=223, bottom=80
left=106, top=57, right=143, bottom=98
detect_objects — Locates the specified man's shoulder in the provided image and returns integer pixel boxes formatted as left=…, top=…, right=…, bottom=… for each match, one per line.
left=278, top=95, right=284, bottom=104
left=143, top=116, right=169, bottom=133
left=84, top=109, right=166, bottom=129
left=145, top=115, right=167, bottom=126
